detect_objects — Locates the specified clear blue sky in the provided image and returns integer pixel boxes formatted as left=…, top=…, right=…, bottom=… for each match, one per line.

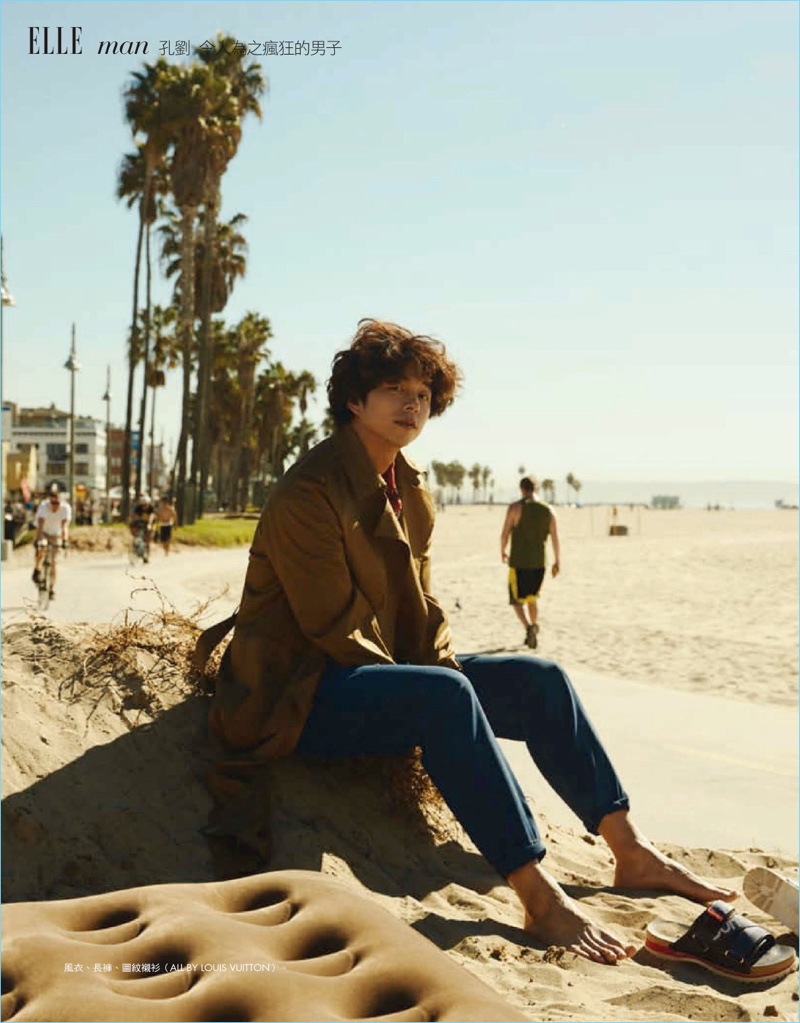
left=1, top=0, right=797, bottom=490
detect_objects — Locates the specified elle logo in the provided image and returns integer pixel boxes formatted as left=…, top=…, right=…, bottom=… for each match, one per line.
left=29, top=27, right=83, bottom=54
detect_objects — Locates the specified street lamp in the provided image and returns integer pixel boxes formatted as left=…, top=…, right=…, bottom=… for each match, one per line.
left=1, top=236, right=16, bottom=503
left=64, top=324, right=80, bottom=508
left=1, top=235, right=16, bottom=409
left=102, top=365, right=112, bottom=522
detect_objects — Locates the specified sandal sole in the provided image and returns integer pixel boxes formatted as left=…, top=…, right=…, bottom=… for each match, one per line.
left=743, top=867, right=799, bottom=935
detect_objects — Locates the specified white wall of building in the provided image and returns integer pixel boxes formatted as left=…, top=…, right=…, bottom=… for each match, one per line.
left=8, top=416, right=107, bottom=496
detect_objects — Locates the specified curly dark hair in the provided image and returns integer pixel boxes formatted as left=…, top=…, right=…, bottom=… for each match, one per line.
left=327, top=319, right=462, bottom=426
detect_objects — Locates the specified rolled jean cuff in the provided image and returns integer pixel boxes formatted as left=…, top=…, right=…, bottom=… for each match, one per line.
left=587, top=796, right=631, bottom=835
left=494, top=840, right=547, bottom=879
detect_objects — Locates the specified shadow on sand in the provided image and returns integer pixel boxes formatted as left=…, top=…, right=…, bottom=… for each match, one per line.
left=2, top=694, right=499, bottom=922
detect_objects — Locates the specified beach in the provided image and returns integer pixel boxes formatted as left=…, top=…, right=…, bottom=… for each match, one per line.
left=2, top=506, right=798, bottom=1022
left=435, top=506, right=798, bottom=707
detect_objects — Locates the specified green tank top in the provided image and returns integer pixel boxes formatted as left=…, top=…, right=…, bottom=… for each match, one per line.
left=509, top=499, right=551, bottom=569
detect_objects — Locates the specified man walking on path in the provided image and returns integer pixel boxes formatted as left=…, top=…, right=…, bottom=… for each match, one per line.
left=501, top=476, right=560, bottom=648
left=156, top=496, right=178, bottom=555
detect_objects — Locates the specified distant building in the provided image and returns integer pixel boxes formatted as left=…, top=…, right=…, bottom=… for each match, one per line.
left=107, top=428, right=168, bottom=495
left=107, top=427, right=128, bottom=492
left=3, top=403, right=167, bottom=502
left=651, top=494, right=681, bottom=510
left=3, top=401, right=107, bottom=500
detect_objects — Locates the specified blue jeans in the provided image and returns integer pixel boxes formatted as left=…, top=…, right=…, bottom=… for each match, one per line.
left=295, top=654, right=629, bottom=877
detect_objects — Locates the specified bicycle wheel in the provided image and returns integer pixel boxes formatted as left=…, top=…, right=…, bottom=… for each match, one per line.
left=37, top=557, right=50, bottom=611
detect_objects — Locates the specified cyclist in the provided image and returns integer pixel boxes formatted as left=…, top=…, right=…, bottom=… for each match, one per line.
left=32, top=484, right=71, bottom=599
left=129, top=494, right=155, bottom=563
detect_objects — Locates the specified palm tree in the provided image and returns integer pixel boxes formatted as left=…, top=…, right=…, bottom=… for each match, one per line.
left=119, top=58, right=173, bottom=518
left=430, top=460, right=448, bottom=506
left=446, top=461, right=466, bottom=503
left=160, top=206, right=251, bottom=510
left=468, top=463, right=482, bottom=503
left=190, top=34, right=266, bottom=518
left=159, top=209, right=249, bottom=312
left=541, top=478, right=556, bottom=504
left=135, top=58, right=235, bottom=522
left=480, top=465, right=492, bottom=502
left=146, top=304, right=179, bottom=495
left=566, top=472, right=582, bottom=504
left=120, top=154, right=170, bottom=500
left=205, top=318, right=239, bottom=507
left=231, top=312, right=272, bottom=509
left=291, top=369, right=317, bottom=459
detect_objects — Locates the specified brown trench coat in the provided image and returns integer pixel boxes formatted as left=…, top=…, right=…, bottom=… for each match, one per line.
left=206, top=424, right=460, bottom=759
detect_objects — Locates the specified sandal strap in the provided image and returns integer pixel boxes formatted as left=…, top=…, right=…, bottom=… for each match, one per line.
left=673, top=900, right=776, bottom=970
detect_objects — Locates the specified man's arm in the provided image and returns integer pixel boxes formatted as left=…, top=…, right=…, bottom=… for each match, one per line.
left=500, top=502, right=520, bottom=562
left=417, top=538, right=460, bottom=670
left=549, top=509, right=560, bottom=578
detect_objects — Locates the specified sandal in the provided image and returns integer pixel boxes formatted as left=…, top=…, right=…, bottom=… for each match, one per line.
left=645, top=900, right=797, bottom=983
left=744, top=867, right=799, bottom=935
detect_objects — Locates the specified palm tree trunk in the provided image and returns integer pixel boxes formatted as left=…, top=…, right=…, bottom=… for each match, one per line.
left=192, top=184, right=219, bottom=520
left=148, top=380, right=158, bottom=497
left=135, top=219, right=153, bottom=497
left=121, top=212, right=145, bottom=521
left=175, top=203, right=197, bottom=525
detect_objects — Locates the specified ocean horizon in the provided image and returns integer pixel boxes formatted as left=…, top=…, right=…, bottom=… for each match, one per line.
left=486, top=480, right=799, bottom=510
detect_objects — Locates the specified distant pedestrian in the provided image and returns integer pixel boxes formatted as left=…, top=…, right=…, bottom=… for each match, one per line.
left=500, top=476, right=560, bottom=648
left=156, top=496, right=177, bottom=555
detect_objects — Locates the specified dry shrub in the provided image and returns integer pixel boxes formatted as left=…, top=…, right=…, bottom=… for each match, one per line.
left=56, top=583, right=217, bottom=721
left=380, top=749, right=458, bottom=842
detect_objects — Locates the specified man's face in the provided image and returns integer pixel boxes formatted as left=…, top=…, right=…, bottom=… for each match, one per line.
left=349, top=374, right=432, bottom=451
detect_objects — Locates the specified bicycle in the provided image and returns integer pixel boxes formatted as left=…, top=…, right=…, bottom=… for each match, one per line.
left=129, top=525, right=150, bottom=565
left=35, top=539, right=66, bottom=611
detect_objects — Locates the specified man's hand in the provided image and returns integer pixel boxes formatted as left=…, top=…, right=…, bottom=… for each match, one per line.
left=551, top=561, right=560, bottom=578
left=501, top=552, right=509, bottom=563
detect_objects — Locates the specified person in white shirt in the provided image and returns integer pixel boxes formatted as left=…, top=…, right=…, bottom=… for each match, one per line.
left=33, top=485, right=71, bottom=598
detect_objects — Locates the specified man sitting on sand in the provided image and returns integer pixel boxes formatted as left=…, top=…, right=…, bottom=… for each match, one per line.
left=501, top=476, right=559, bottom=649
left=202, top=319, right=734, bottom=964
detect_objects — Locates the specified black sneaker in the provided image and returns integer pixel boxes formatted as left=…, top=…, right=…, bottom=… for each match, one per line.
left=32, top=568, right=41, bottom=584
left=525, top=624, right=539, bottom=649
left=48, top=590, right=55, bottom=600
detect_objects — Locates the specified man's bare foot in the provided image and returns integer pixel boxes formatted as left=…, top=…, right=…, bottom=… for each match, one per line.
left=509, top=861, right=637, bottom=965
left=613, top=838, right=737, bottom=903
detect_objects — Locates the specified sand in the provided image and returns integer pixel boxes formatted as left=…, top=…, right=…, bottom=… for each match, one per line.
left=2, top=506, right=798, bottom=1022
left=434, top=506, right=798, bottom=707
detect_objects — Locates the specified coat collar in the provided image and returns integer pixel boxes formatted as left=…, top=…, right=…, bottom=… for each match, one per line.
left=332, top=424, right=429, bottom=546
left=333, top=423, right=425, bottom=502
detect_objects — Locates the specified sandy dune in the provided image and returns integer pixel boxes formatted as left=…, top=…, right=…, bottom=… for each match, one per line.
left=2, top=507, right=797, bottom=1021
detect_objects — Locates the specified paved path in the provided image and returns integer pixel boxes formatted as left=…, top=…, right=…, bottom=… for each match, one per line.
left=3, top=545, right=796, bottom=857
left=501, top=671, right=798, bottom=858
